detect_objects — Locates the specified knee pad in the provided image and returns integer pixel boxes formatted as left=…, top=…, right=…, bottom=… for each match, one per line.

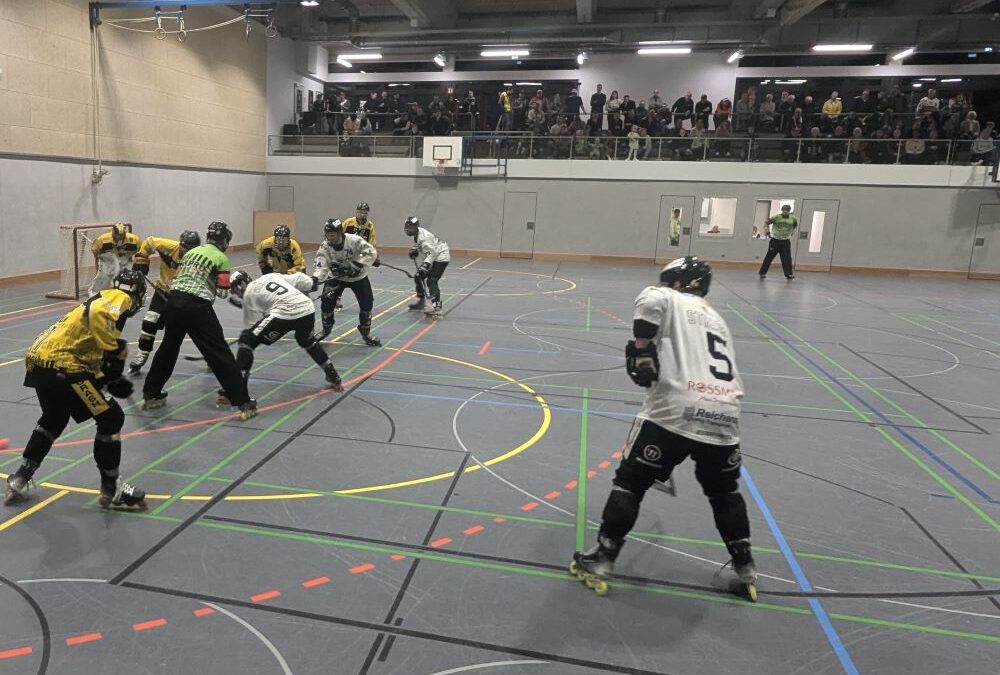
left=32, top=424, right=58, bottom=443
left=236, top=344, right=255, bottom=372
left=141, top=310, right=161, bottom=332
left=359, top=311, right=371, bottom=328
left=305, top=342, right=328, bottom=366
left=600, top=485, right=642, bottom=544
left=321, top=283, right=339, bottom=301
left=94, top=402, right=125, bottom=435
left=696, top=448, right=742, bottom=497
left=137, top=330, right=156, bottom=352
left=612, top=461, right=654, bottom=497
left=95, top=432, right=122, bottom=443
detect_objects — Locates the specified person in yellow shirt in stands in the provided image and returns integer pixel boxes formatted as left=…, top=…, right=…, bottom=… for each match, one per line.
left=256, top=224, right=305, bottom=275
left=498, top=85, right=513, bottom=131
left=821, top=91, right=842, bottom=133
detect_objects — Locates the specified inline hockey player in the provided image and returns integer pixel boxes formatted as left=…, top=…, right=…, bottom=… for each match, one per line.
left=404, top=216, right=450, bottom=318
left=5, top=269, right=148, bottom=509
left=89, top=222, right=140, bottom=295
left=128, top=230, right=201, bottom=375
left=228, top=271, right=343, bottom=391
left=339, top=203, right=379, bottom=310
left=256, top=224, right=305, bottom=275
left=141, top=221, right=258, bottom=420
left=570, top=257, right=757, bottom=599
left=313, top=219, right=381, bottom=346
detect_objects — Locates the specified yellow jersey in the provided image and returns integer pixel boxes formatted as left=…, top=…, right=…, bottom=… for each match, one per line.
left=342, top=216, right=377, bottom=246
left=256, top=236, right=305, bottom=274
left=91, top=230, right=140, bottom=259
left=26, top=289, right=132, bottom=378
left=134, top=236, right=185, bottom=291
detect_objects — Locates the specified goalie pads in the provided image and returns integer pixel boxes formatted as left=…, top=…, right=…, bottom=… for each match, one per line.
left=625, top=339, right=659, bottom=387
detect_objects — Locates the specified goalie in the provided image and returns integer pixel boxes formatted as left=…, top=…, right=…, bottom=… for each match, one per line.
left=313, top=219, right=381, bottom=347
left=228, top=271, right=343, bottom=391
left=89, top=223, right=141, bottom=296
left=256, top=224, right=305, bottom=275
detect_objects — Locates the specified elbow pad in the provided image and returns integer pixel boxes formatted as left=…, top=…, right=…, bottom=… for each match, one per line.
left=133, top=262, right=150, bottom=276
left=625, top=340, right=659, bottom=388
left=633, top=319, right=659, bottom=340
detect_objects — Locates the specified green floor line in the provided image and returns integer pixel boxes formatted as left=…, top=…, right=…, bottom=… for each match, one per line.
left=921, top=314, right=1000, bottom=350
left=894, top=313, right=1000, bottom=360
left=729, top=304, right=1000, bottom=535
left=585, top=296, right=591, bottom=332
left=575, top=387, right=589, bottom=551
left=122, top=510, right=1000, bottom=646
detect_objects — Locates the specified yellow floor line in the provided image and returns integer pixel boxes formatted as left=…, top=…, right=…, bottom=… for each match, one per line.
left=0, top=489, right=69, bottom=533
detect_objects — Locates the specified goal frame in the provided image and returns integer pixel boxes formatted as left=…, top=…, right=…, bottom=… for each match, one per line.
left=45, top=222, right=133, bottom=300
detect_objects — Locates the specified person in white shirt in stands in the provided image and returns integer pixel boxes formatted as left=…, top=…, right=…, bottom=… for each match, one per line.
left=916, top=88, right=940, bottom=116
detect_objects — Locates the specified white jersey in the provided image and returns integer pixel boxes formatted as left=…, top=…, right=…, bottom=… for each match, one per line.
left=413, top=227, right=450, bottom=265
left=313, top=233, right=376, bottom=283
left=634, top=285, right=744, bottom=446
left=242, top=272, right=316, bottom=326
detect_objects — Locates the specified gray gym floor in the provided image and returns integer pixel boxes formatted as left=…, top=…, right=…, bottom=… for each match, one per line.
left=0, top=253, right=997, bottom=675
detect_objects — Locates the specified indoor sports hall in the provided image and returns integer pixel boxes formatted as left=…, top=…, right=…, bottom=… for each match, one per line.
left=0, top=2, right=998, bottom=675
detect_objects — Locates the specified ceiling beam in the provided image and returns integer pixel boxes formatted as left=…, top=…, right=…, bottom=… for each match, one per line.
left=577, top=0, right=597, bottom=23
left=755, top=0, right=830, bottom=25
left=951, top=0, right=994, bottom=11
left=387, top=0, right=457, bottom=29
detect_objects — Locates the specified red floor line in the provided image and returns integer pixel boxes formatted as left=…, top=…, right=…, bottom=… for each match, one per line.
left=544, top=490, right=561, bottom=500
left=0, top=302, right=74, bottom=325
left=0, top=646, right=32, bottom=660
left=251, top=589, right=281, bottom=602
left=302, top=576, right=331, bottom=588
left=463, top=525, right=485, bottom=535
left=350, top=563, right=375, bottom=574
left=493, top=517, right=506, bottom=523
left=478, top=340, right=491, bottom=355
left=430, top=537, right=452, bottom=548
left=193, top=607, right=216, bottom=617
left=586, top=470, right=598, bottom=479
left=65, top=633, right=103, bottom=646
left=520, top=501, right=539, bottom=511
left=390, top=554, right=407, bottom=561
left=612, top=451, right=623, bottom=459
left=133, top=618, right=167, bottom=632
left=598, top=460, right=611, bottom=469
left=564, top=480, right=578, bottom=490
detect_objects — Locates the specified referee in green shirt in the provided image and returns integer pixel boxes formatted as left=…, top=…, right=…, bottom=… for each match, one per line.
left=758, top=204, right=797, bottom=280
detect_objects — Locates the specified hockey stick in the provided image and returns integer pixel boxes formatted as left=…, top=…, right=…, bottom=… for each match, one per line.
left=376, top=262, right=415, bottom=279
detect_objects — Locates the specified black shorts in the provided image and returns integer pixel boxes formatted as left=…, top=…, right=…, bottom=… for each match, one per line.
left=24, top=369, right=113, bottom=424
left=241, top=313, right=316, bottom=348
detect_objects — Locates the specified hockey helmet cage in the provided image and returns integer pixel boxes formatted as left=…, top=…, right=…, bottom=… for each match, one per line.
left=324, top=219, right=345, bottom=249
left=403, top=216, right=420, bottom=236
left=111, top=222, right=128, bottom=243
left=273, top=224, right=292, bottom=249
left=230, top=270, right=252, bottom=299
left=179, top=230, right=201, bottom=252
left=659, top=256, right=712, bottom=297
left=206, top=221, right=232, bottom=251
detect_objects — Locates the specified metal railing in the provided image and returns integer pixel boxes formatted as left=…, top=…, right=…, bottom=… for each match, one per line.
left=268, top=133, right=997, bottom=167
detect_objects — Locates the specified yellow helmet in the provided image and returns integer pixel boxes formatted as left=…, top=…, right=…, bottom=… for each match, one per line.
left=111, top=222, right=128, bottom=243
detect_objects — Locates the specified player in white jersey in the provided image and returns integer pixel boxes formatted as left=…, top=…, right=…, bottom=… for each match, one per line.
left=570, top=257, right=757, bottom=599
left=228, top=271, right=343, bottom=391
left=404, top=216, right=450, bottom=317
left=313, top=219, right=381, bottom=346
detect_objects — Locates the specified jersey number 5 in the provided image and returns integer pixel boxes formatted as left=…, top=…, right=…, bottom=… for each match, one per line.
left=706, top=333, right=734, bottom=381
left=265, top=281, right=288, bottom=295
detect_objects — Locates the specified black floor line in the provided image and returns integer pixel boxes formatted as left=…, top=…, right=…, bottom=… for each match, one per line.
left=358, top=451, right=469, bottom=675
left=840, top=344, right=990, bottom=435
left=297, top=432, right=467, bottom=456
left=353, top=395, right=397, bottom=443
left=376, top=617, right=404, bottom=662
left=743, top=453, right=897, bottom=507
left=442, top=277, right=492, bottom=318
left=855, top=349, right=1000, bottom=374
left=118, top=580, right=672, bottom=675
left=551, top=261, right=561, bottom=279
left=0, top=573, right=50, bottom=675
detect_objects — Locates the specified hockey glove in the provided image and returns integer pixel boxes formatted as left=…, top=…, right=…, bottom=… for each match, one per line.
left=228, top=295, right=243, bottom=309
left=625, top=340, right=660, bottom=388
left=260, top=265, right=274, bottom=275
left=101, top=339, right=129, bottom=381
left=107, top=377, right=134, bottom=399
left=310, top=276, right=320, bottom=293
left=417, top=263, right=431, bottom=278
left=349, top=263, right=364, bottom=277
left=133, top=262, right=150, bottom=277
left=372, top=257, right=381, bottom=267
left=408, top=247, right=419, bottom=260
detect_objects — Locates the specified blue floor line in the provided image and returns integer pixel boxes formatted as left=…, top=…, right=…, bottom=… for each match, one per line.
left=741, top=467, right=861, bottom=675
left=758, top=320, right=994, bottom=502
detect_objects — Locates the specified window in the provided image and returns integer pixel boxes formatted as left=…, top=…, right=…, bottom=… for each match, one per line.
left=668, top=207, right=683, bottom=247
left=699, top=197, right=738, bottom=237
left=808, top=211, right=826, bottom=253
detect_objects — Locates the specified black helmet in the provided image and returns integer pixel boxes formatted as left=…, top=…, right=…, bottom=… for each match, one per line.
left=356, top=202, right=370, bottom=223
left=112, top=268, right=147, bottom=317
left=356, top=202, right=370, bottom=213
left=206, top=221, right=232, bottom=251
left=324, top=218, right=345, bottom=249
left=273, top=224, right=291, bottom=250
left=179, top=230, right=200, bottom=252
left=403, top=216, right=419, bottom=236
left=659, top=256, right=712, bottom=296
left=230, top=270, right=252, bottom=299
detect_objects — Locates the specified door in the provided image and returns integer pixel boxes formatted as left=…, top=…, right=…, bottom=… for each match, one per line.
left=970, top=204, right=1000, bottom=280
left=655, top=195, right=695, bottom=262
left=795, top=199, right=840, bottom=272
left=269, top=186, right=294, bottom=211
left=500, top=191, right=537, bottom=259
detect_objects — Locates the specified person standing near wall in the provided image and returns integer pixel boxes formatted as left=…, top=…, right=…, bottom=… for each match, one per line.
left=590, top=84, right=607, bottom=129
left=498, top=86, right=513, bottom=131
left=758, top=204, right=798, bottom=280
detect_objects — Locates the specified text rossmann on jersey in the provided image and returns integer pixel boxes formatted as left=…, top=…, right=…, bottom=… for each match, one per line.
left=687, top=380, right=743, bottom=398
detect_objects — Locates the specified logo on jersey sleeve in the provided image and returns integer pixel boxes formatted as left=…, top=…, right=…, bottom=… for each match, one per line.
left=642, top=445, right=662, bottom=462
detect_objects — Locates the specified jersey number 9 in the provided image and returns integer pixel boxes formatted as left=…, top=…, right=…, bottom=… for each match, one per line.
left=265, top=281, right=288, bottom=295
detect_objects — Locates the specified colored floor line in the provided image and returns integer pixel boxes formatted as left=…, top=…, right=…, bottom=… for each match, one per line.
left=575, top=388, right=589, bottom=551
left=461, top=257, right=482, bottom=269
left=0, top=490, right=69, bottom=533
left=741, top=468, right=860, bottom=675
left=585, top=296, right=591, bottom=332
left=478, top=340, right=491, bottom=356
left=921, top=314, right=1000, bottom=349
left=894, top=313, right=1000, bottom=360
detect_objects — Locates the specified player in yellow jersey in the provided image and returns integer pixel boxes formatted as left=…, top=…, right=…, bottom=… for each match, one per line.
left=89, top=223, right=141, bottom=296
left=339, top=203, right=379, bottom=310
left=127, top=230, right=201, bottom=375
left=256, top=225, right=305, bottom=275
left=5, top=269, right=149, bottom=510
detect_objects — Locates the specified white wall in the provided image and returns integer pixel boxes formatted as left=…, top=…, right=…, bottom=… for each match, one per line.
left=0, top=157, right=266, bottom=278
left=577, top=52, right=738, bottom=108
left=266, top=37, right=327, bottom=139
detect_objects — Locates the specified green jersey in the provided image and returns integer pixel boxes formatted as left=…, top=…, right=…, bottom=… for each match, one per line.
left=768, top=213, right=798, bottom=240
left=170, top=244, right=231, bottom=301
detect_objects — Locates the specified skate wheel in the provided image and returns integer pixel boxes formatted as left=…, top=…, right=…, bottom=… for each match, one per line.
left=746, top=583, right=758, bottom=602
left=593, top=580, right=609, bottom=596
left=569, top=560, right=580, bottom=576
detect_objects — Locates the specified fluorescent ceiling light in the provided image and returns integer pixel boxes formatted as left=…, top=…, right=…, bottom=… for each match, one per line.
left=940, top=78, right=962, bottom=82
left=577, top=51, right=587, bottom=65
left=727, top=50, right=743, bottom=64
left=891, top=47, right=915, bottom=61
left=637, top=40, right=692, bottom=45
left=503, top=82, right=513, bottom=86
left=912, top=83, right=922, bottom=88
left=481, top=49, right=530, bottom=57
left=812, top=44, right=873, bottom=52
left=336, top=57, right=352, bottom=68
left=919, top=77, right=936, bottom=81
left=637, top=47, right=692, bottom=55
left=388, top=83, right=411, bottom=87
left=339, top=52, right=382, bottom=61
left=759, top=79, right=770, bottom=84
left=300, top=0, right=319, bottom=6
left=433, top=53, right=446, bottom=67
left=775, top=79, right=807, bottom=84
left=516, top=82, right=542, bottom=86
left=985, top=46, right=993, bottom=52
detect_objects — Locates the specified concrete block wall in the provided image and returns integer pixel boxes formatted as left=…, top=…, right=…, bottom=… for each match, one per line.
left=0, top=0, right=266, bottom=172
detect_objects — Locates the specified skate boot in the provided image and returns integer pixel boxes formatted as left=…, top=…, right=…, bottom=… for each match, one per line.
left=360, top=333, right=382, bottom=347
left=408, top=297, right=426, bottom=311
left=424, top=301, right=443, bottom=319
left=318, top=314, right=335, bottom=340
left=141, top=392, right=168, bottom=410
left=4, top=465, right=37, bottom=506
left=715, top=539, right=758, bottom=602
left=127, top=351, right=149, bottom=377
left=216, top=388, right=232, bottom=407
left=323, top=363, right=344, bottom=392
left=569, top=537, right=620, bottom=596
left=99, top=477, right=148, bottom=511
left=238, top=399, right=259, bottom=421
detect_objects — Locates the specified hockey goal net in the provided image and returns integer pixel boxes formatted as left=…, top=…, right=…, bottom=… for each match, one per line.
left=44, top=222, right=133, bottom=300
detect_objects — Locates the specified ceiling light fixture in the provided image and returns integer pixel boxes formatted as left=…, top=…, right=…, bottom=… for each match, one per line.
left=481, top=49, right=530, bottom=58
left=433, top=53, right=446, bottom=67
left=775, top=79, right=807, bottom=84
left=812, top=44, right=874, bottom=52
left=919, top=77, right=937, bottom=81
left=912, top=83, right=922, bottom=88
left=338, top=52, right=382, bottom=61
left=300, top=0, right=319, bottom=6
left=727, top=50, right=743, bottom=64
left=388, top=83, right=411, bottom=87
left=577, top=51, right=587, bottom=65
left=891, top=47, right=915, bottom=61
left=637, top=47, right=692, bottom=56
left=336, top=57, right=352, bottom=68
left=516, top=82, right=542, bottom=86
left=940, top=78, right=962, bottom=82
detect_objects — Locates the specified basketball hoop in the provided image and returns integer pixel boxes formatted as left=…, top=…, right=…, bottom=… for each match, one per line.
left=434, top=158, right=449, bottom=174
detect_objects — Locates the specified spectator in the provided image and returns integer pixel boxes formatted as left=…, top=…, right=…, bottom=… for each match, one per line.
left=649, top=89, right=663, bottom=111
left=671, top=91, right=694, bottom=130
left=853, top=89, right=875, bottom=116
left=337, top=91, right=351, bottom=132
left=620, top=94, right=636, bottom=123
left=342, top=112, right=360, bottom=137
left=712, top=120, right=735, bottom=159
left=690, top=120, right=708, bottom=158
left=801, top=94, right=817, bottom=125
left=634, top=99, right=649, bottom=127
left=830, top=125, right=848, bottom=162
left=586, top=112, right=602, bottom=136
left=312, top=93, right=329, bottom=135
left=735, top=92, right=752, bottom=132
left=428, top=95, right=444, bottom=115
left=783, top=124, right=803, bottom=162
left=803, top=127, right=824, bottom=163
left=626, top=125, right=640, bottom=160
left=758, top=93, right=776, bottom=131
left=714, top=97, right=733, bottom=129
left=647, top=110, right=667, bottom=136
left=607, top=90, right=622, bottom=133
left=530, top=89, right=549, bottom=113
left=527, top=102, right=546, bottom=135
left=512, top=90, right=527, bottom=130
left=960, top=111, right=980, bottom=139
left=970, top=122, right=996, bottom=165
left=875, top=90, right=892, bottom=127
left=669, top=209, right=682, bottom=246
left=392, top=111, right=410, bottom=135
left=778, top=93, right=795, bottom=130
left=694, top=94, right=713, bottom=130
left=590, top=84, right=607, bottom=129
left=389, top=92, right=403, bottom=115
left=357, top=112, right=372, bottom=135
left=410, top=101, right=427, bottom=133
left=916, top=88, right=940, bottom=115
left=789, top=107, right=805, bottom=136
left=498, top=85, right=513, bottom=131
left=564, top=87, right=586, bottom=123
left=822, top=91, right=842, bottom=132
left=904, top=127, right=925, bottom=164
left=431, top=110, right=453, bottom=136
left=924, top=128, right=946, bottom=164
left=463, top=90, right=478, bottom=130
left=849, top=126, right=869, bottom=163
left=550, top=92, right=565, bottom=118
left=377, top=90, right=389, bottom=128
left=639, top=127, right=653, bottom=159
left=889, top=85, right=908, bottom=121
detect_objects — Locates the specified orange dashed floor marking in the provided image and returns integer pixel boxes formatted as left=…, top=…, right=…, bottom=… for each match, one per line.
left=350, top=563, right=375, bottom=574
left=133, top=618, right=167, bottom=632
left=66, top=633, right=102, bottom=646
left=302, top=576, right=330, bottom=588
left=463, top=525, right=485, bottom=535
